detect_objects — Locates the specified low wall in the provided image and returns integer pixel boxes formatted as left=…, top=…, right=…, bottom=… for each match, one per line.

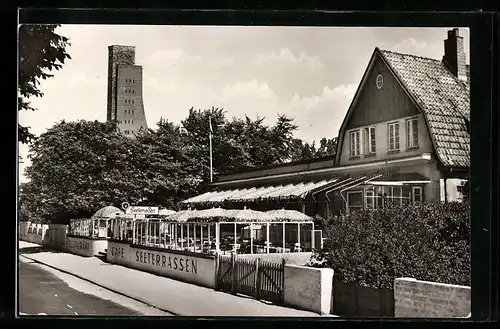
left=21, top=224, right=49, bottom=245
left=283, top=264, right=333, bottom=315
left=394, top=278, right=471, bottom=318
left=45, top=224, right=68, bottom=250
left=66, top=235, right=108, bottom=257
left=235, top=252, right=313, bottom=265
left=107, top=241, right=216, bottom=288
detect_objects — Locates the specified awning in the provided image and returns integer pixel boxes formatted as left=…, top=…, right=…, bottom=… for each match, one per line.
left=181, top=178, right=338, bottom=206
left=365, top=173, right=431, bottom=186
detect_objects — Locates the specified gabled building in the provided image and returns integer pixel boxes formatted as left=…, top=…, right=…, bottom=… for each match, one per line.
left=181, top=28, right=470, bottom=218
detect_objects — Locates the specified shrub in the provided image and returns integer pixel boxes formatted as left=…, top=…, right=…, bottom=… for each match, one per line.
left=310, top=201, right=470, bottom=289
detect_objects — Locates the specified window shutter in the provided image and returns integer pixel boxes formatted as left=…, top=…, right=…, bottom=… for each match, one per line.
left=370, top=127, right=376, bottom=153
left=395, top=123, right=400, bottom=149
left=412, top=119, right=419, bottom=147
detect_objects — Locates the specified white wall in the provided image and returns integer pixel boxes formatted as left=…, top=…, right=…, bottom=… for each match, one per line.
left=283, top=264, right=333, bottom=315
left=394, top=278, right=470, bottom=318
left=66, top=236, right=108, bottom=257
left=107, top=241, right=217, bottom=288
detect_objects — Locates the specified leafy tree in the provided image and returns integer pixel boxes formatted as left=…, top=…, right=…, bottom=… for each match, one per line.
left=136, top=118, right=203, bottom=207
left=18, top=24, right=71, bottom=144
left=23, top=120, right=167, bottom=223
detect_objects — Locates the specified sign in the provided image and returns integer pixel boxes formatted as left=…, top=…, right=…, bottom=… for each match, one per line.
left=127, top=206, right=159, bottom=215
left=121, top=202, right=130, bottom=211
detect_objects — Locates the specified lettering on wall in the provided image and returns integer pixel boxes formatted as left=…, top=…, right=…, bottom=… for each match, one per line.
left=68, top=238, right=90, bottom=251
left=111, top=246, right=125, bottom=258
left=135, top=250, right=198, bottom=274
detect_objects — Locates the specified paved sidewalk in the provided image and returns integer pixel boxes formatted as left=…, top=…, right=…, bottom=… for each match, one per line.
left=19, top=241, right=330, bottom=317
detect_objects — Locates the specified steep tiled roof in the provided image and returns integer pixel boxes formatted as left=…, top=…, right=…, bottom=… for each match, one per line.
left=379, top=49, right=470, bottom=168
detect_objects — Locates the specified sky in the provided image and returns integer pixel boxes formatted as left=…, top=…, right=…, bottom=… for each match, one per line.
left=18, top=25, right=470, bottom=183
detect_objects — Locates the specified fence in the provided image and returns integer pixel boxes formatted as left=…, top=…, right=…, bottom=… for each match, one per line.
left=69, top=218, right=108, bottom=238
left=109, top=217, right=218, bottom=253
left=216, top=253, right=285, bottom=305
left=331, top=277, right=394, bottom=317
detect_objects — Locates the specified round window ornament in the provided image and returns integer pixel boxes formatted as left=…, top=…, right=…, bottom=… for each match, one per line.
left=376, top=74, right=383, bottom=89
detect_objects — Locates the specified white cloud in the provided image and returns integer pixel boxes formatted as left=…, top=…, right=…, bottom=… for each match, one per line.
left=146, top=49, right=202, bottom=66
left=220, top=80, right=277, bottom=101
left=255, top=48, right=324, bottom=69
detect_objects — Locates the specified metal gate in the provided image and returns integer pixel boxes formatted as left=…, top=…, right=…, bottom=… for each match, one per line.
left=216, top=254, right=285, bottom=305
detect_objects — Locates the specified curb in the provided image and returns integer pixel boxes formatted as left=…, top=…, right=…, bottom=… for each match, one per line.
left=19, top=254, right=180, bottom=316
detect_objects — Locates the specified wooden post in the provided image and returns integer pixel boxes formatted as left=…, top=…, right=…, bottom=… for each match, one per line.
left=181, top=224, right=184, bottom=249
left=297, top=222, right=301, bottom=251
left=266, top=222, right=270, bottom=254
left=250, top=223, right=254, bottom=255
left=214, top=253, right=220, bottom=290
left=194, top=223, right=197, bottom=252
left=444, top=178, right=448, bottom=203
left=311, top=222, right=315, bottom=252
left=233, top=222, right=237, bottom=253
left=231, top=252, right=237, bottom=294
left=282, top=222, right=285, bottom=252
left=255, top=258, right=260, bottom=300
left=215, top=222, right=220, bottom=252
left=281, top=258, right=286, bottom=305
left=169, top=223, right=172, bottom=248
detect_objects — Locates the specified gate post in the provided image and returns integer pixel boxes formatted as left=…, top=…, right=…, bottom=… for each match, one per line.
left=255, top=258, right=260, bottom=300
left=280, top=258, right=286, bottom=305
left=214, top=253, right=220, bottom=291
left=231, top=252, right=237, bottom=295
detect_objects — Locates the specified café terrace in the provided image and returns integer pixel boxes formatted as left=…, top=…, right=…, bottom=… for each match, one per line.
left=104, top=207, right=319, bottom=256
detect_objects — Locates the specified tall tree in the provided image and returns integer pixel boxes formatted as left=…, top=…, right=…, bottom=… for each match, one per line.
left=18, top=24, right=71, bottom=144
left=23, top=120, right=164, bottom=223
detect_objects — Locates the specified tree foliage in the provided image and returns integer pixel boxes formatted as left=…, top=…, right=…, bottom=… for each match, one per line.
left=310, top=201, right=470, bottom=288
left=20, top=107, right=338, bottom=223
left=18, top=24, right=71, bottom=144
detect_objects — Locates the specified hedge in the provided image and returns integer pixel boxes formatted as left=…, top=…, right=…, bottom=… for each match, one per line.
left=309, top=201, right=470, bottom=289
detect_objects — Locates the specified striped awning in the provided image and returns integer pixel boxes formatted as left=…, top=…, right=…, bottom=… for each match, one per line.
left=181, top=178, right=338, bottom=205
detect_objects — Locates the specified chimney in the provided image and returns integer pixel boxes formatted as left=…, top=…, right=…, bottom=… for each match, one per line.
left=442, top=28, right=467, bottom=82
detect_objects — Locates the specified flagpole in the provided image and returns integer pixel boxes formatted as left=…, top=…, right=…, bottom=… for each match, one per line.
left=209, top=116, right=213, bottom=183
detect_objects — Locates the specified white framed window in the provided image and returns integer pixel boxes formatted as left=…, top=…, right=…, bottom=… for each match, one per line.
left=388, top=122, right=400, bottom=151
left=412, top=186, right=423, bottom=203
left=350, top=130, right=361, bottom=157
left=406, top=118, right=419, bottom=148
left=365, top=190, right=375, bottom=209
left=363, top=126, right=376, bottom=154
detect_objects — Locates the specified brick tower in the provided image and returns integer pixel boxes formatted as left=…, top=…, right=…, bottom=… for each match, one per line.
left=107, top=45, right=148, bottom=136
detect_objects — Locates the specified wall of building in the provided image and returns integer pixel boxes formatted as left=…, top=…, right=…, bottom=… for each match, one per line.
left=347, top=54, right=421, bottom=129
left=339, top=114, right=434, bottom=166
left=394, top=278, right=470, bottom=318
left=107, top=45, right=135, bottom=122
left=115, top=65, right=148, bottom=135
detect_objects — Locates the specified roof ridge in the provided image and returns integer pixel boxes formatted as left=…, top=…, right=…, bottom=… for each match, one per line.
left=377, top=47, right=442, bottom=63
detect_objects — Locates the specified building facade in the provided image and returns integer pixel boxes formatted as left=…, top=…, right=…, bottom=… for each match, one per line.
left=181, top=28, right=470, bottom=217
left=107, top=45, right=148, bottom=136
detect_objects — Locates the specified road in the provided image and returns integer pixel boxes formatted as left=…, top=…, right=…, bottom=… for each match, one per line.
left=18, top=257, right=172, bottom=316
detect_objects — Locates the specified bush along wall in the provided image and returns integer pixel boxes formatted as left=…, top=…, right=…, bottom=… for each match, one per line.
left=309, top=201, right=470, bottom=289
